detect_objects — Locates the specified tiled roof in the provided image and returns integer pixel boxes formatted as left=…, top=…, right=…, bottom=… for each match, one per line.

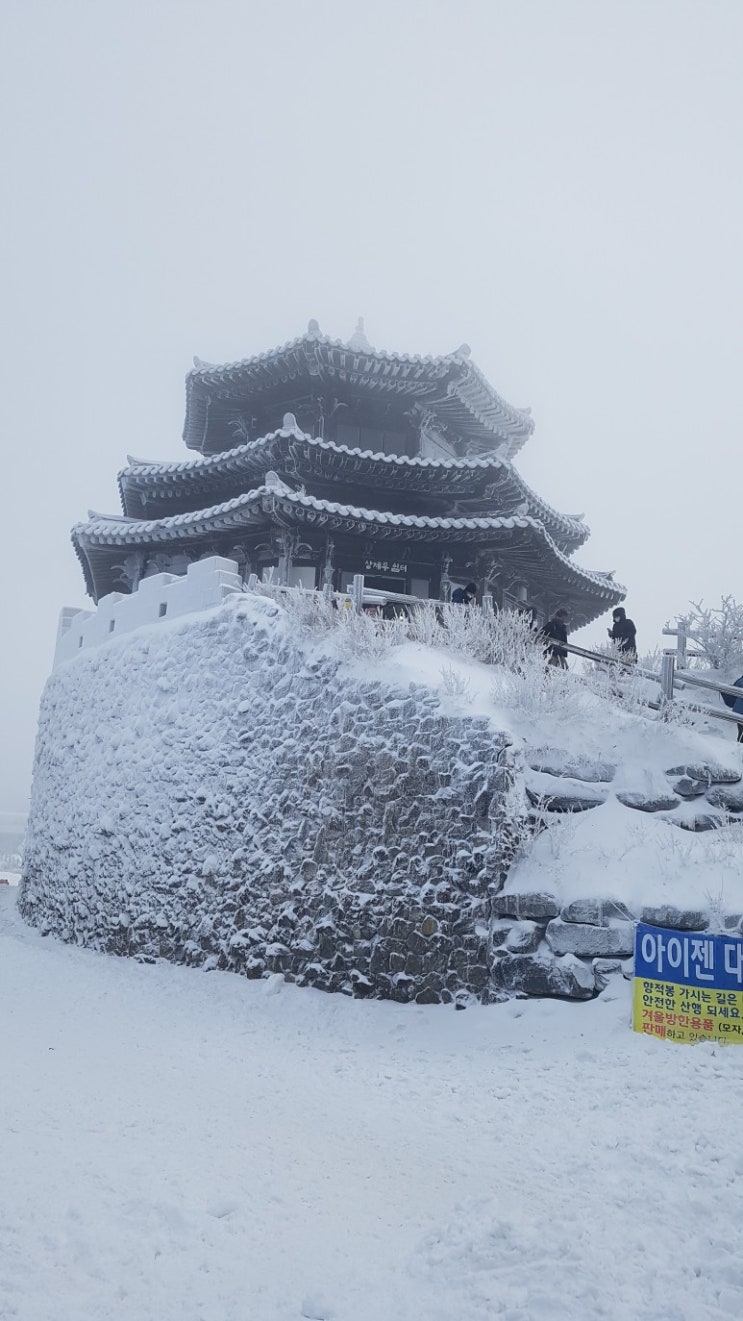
left=183, top=324, right=535, bottom=458
left=118, top=426, right=588, bottom=552
left=73, top=485, right=623, bottom=603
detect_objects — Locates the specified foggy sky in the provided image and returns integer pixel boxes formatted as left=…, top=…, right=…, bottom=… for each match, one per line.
left=2, top=0, right=742, bottom=814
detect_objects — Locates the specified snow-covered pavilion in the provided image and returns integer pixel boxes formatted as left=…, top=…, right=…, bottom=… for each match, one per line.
left=72, top=320, right=624, bottom=624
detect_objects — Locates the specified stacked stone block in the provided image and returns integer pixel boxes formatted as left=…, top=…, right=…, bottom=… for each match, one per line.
left=21, top=597, right=523, bottom=1005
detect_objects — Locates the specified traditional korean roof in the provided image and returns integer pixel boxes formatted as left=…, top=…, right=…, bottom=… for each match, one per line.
left=119, top=423, right=588, bottom=554
left=183, top=321, right=535, bottom=459
left=72, top=485, right=623, bottom=620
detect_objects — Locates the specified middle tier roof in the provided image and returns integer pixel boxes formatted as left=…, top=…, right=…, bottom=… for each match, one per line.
left=119, top=422, right=589, bottom=555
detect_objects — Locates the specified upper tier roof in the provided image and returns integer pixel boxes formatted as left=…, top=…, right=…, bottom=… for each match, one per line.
left=119, top=421, right=588, bottom=554
left=184, top=321, right=535, bottom=459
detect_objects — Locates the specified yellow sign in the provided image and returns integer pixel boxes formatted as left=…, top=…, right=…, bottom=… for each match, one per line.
left=633, top=977, right=743, bottom=1044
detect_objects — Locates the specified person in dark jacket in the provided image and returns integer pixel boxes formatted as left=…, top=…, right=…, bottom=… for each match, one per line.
left=721, top=675, right=743, bottom=743
left=608, top=607, right=637, bottom=662
left=542, top=609, right=569, bottom=668
left=451, top=581, right=477, bottom=605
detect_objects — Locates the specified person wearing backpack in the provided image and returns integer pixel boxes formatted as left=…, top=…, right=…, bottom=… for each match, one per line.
left=720, top=675, right=743, bottom=743
left=451, top=581, right=477, bottom=606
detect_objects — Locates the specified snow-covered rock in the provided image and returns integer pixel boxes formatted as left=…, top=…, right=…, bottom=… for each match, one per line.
left=526, top=749, right=616, bottom=782
left=545, top=917, right=635, bottom=959
left=492, top=950, right=596, bottom=999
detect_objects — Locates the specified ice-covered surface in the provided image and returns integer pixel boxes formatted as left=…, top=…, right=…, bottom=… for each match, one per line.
left=2, top=882, right=743, bottom=1321
left=21, top=593, right=743, bottom=1007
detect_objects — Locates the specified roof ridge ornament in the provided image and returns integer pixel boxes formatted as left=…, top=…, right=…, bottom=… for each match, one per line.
left=347, top=317, right=374, bottom=353
left=264, top=470, right=292, bottom=495
left=282, top=412, right=302, bottom=436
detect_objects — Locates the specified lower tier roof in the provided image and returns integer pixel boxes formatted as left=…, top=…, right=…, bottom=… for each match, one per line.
left=73, top=485, right=624, bottom=623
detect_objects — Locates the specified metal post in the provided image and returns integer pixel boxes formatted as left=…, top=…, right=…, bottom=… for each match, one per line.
left=660, top=652, right=675, bottom=703
left=676, top=620, right=687, bottom=670
left=351, top=574, right=365, bottom=614
left=439, top=553, right=452, bottom=602
left=481, top=592, right=494, bottom=617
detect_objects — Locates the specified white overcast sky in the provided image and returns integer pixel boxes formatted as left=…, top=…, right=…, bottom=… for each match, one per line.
left=1, top=0, right=742, bottom=814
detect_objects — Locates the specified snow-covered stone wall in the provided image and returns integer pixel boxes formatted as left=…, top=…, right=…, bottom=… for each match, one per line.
left=21, top=593, right=529, bottom=1004
left=25, top=579, right=743, bottom=1005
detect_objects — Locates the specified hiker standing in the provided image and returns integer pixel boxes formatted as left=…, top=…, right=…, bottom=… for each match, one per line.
left=608, top=607, right=637, bottom=663
left=542, top=609, right=569, bottom=669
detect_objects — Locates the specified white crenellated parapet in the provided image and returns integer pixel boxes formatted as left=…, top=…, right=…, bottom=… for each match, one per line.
left=54, top=557, right=243, bottom=668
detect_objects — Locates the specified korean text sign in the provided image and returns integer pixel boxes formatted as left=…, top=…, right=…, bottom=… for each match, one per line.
left=633, top=922, right=743, bottom=1044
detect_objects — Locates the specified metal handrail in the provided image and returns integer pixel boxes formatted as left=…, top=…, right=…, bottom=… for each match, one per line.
left=674, top=669, right=743, bottom=703
left=560, top=640, right=662, bottom=683
left=559, top=640, right=743, bottom=729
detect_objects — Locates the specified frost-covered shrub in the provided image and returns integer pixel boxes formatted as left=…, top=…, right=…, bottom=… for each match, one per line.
left=408, top=603, right=543, bottom=671
left=440, top=665, right=473, bottom=702
left=437, top=603, right=497, bottom=662
left=247, top=582, right=335, bottom=636
left=332, top=609, right=408, bottom=661
left=483, top=609, right=544, bottom=671
left=672, top=596, right=743, bottom=675
left=490, top=657, right=589, bottom=723
left=407, top=601, right=485, bottom=659
left=245, top=584, right=410, bottom=659
left=578, top=645, right=658, bottom=718
left=639, top=645, right=664, bottom=672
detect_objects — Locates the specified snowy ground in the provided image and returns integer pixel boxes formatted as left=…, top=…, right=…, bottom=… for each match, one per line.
left=3, top=885, right=743, bottom=1321
left=378, top=639, right=743, bottom=916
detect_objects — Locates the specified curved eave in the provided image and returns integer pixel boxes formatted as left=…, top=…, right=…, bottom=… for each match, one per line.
left=444, top=358, right=535, bottom=460
left=183, top=332, right=533, bottom=456
left=73, top=487, right=623, bottom=619
left=119, top=430, right=588, bottom=553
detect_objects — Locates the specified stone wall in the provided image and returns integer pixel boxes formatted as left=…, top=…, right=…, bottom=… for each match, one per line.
left=489, top=746, right=743, bottom=997
left=21, top=593, right=530, bottom=1004
left=30, top=586, right=741, bottom=1004
left=489, top=893, right=739, bottom=1000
